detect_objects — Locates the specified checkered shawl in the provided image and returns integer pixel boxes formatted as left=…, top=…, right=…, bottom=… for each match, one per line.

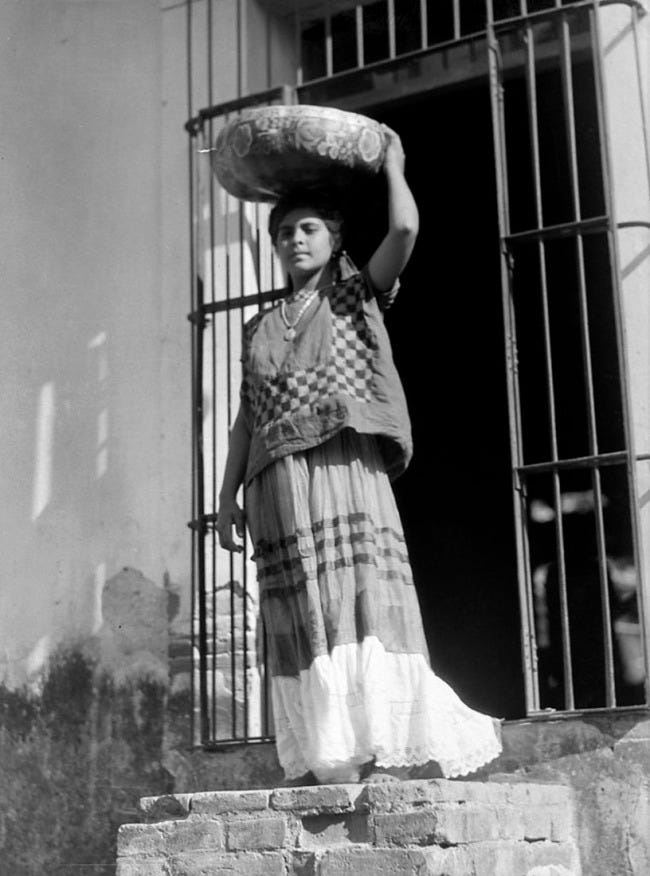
left=240, top=269, right=412, bottom=485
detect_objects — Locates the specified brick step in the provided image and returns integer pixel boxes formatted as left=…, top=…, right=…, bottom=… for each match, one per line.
left=117, top=778, right=580, bottom=875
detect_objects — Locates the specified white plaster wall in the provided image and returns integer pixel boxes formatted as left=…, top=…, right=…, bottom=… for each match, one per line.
left=599, top=3, right=650, bottom=650
left=0, top=0, right=296, bottom=686
left=0, top=0, right=166, bottom=685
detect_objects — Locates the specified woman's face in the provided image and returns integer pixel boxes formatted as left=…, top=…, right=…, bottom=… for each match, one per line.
left=274, top=207, right=339, bottom=280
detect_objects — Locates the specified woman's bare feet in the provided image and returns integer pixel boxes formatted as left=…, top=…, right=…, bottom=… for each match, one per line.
left=284, top=771, right=319, bottom=787
left=359, top=759, right=402, bottom=784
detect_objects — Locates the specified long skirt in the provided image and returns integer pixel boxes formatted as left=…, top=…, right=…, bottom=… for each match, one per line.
left=246, top=429, right=502, bottom=783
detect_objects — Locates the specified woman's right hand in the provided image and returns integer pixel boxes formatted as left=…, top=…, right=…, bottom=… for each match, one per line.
left=216, top=497, right=246, bottom=553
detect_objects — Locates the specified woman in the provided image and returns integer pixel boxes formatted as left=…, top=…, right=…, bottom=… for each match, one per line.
left=216, top=126, right=502, bottom=784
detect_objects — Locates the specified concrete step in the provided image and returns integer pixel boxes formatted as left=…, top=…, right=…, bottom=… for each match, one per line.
left=116, top=778, right=580, bottom=875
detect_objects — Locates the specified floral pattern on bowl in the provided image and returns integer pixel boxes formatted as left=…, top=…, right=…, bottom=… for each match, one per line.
left=211, top=105, right=387, bottom=202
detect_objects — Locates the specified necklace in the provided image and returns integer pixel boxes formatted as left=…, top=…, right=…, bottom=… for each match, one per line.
left=280, top=289, right=319, bottom=341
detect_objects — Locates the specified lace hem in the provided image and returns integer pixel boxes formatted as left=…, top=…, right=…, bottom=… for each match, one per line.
left=271, top=636, right=502, bottom=782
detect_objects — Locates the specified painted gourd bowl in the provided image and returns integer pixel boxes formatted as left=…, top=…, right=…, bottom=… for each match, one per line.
left=211, top=104, right=387, bottom=202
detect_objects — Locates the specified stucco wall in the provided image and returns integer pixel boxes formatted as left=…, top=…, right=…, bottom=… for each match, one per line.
left=0, top=0, right=295, bottom=688
left=0, top=0, right=167, bottom=685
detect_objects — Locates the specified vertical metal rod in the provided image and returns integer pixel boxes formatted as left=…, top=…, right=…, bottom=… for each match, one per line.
left=356, top=5, right=365, bottom=68
left=265, top=7, right=272, bottom=89
left=590, top=1, right=649, bottom=704
left=419, top=0, right=428, bottom=49
left=207, top=0, right=214, bottom=105
left=237, top=0, right=247, bottom=98
left=193, top=190, right=210, bottom=742
left=187, top=0, right=202, bottom=747
left=325, top=14, right=333, bottom=77
left=220, top=108, right=236, bottom=740
left=453, top=0, right=461, bottom=40
left=238, top=196, right=247, bottom=740
left=523, top=14, right=575, bottom=709
left=263, top=622, right=270, bottom=737
left=295, top=11, right=304, bottom=86
left=487, top=0, right=540, bottom=712
left=387, top=0, right=397, bottom=58
left=559, top=10, right=615, bottom=706
left=206, top=0, right=219, bottom=742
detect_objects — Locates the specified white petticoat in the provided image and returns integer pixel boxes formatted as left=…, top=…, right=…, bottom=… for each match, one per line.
left=271, top=634, right=502, bottom=783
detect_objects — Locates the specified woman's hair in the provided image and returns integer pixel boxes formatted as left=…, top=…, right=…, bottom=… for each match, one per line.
left=268, top=191, right=345, bottom=248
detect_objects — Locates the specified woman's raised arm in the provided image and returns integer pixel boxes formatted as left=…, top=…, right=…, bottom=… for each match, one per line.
left=367, top=126, right=419, bottom=292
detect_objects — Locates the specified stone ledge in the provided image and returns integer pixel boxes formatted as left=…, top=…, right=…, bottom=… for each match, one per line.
left=118, top=778, right=580, bottom=874
left=138, top=777, right=574, bottom=822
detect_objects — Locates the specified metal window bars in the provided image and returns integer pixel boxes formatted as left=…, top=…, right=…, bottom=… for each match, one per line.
left=486, top=0, right=649, bottom=713
left=295, top=0, right=605, bottom=85
left=187, top=0, right=649, bottom=747
left=188, top=81, right=296, bottom=747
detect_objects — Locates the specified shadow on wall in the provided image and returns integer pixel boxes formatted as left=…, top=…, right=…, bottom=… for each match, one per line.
left=0, top=568, right=192, bottom=876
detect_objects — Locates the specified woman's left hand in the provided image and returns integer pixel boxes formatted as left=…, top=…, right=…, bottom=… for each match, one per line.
left=382, top=124, right=406, bottom=174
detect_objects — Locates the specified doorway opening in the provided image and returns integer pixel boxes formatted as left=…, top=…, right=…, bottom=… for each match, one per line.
left=372, top=85, right=524, bottom=720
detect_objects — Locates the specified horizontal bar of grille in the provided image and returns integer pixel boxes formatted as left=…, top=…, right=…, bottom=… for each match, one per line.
left=523, top=704, right=650, bottom=721
left=617, top=221, right=650, bottom=231
left=504, top=215, right=609, bottom=245
left=189, top=289, right=282, bottom=319
left=200, top=736, right=275, bottom=751
left=185, top=85, right=293, bottom=134
left=516, top=450, right=630, bottom=476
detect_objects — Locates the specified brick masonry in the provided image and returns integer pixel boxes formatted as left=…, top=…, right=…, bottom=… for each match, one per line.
left=117, top=778, right=581, bottom=875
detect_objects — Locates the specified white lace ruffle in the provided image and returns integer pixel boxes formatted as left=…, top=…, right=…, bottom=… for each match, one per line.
left=271, top=635, right=502, bottom=782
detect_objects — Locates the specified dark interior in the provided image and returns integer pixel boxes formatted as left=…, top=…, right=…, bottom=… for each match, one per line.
left=373, top=85, right=525, bottom=720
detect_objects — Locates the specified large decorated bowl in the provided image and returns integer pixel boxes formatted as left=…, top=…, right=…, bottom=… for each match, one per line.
left=210, top=105, right=387, bottom=202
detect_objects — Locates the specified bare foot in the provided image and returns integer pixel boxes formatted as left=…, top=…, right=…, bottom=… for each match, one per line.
left=360, top=759, right=402, bottom=784
left=362, top=770, right=400, bottom=784
left=284, top=771, right=319, bottom=787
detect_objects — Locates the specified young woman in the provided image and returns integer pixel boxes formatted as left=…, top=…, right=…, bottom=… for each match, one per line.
left=216, top=126, right=502, bottom=784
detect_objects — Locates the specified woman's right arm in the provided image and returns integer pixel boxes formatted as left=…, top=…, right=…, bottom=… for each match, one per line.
left=215, top=404, right=251, bottom=553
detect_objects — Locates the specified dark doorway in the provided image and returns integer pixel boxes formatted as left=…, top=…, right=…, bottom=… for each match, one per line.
left=375, top=86, right=525, bottom=719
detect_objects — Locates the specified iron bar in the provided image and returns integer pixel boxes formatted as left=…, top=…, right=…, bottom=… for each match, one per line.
left=356, top=5, right=365, bottom=67
left=193, top=289, right=285, bottom=315
left=295, top=10, right=304, bottom=86
left=517, top=450, right=630, bottom=475
left=388, top=0, right=397, bottom=58
left=453, top=0, right=461, bottom=39
left=325, top=14, right=333, bottom=77
left=237, top=0, right=247, bottom=98
left=419, top=0, right=428, bottom=49
left=185, top=86, right=293, bottom=134
left=505, top=215, right=609, bottom=243
left=559, top=8, right=616, bottom=707
left=187, top=0, right=200, bottom=747
left=201, top=734, right=275, bottom=751
left=237, top=189, right=246, bottom=738
left=193, top=213, right=209, bottom=740
left=522, top=10, right=574, bottom=710
left=487, top=1, right=540, bottom=712
left=206, top=0, right=219, bottom=739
